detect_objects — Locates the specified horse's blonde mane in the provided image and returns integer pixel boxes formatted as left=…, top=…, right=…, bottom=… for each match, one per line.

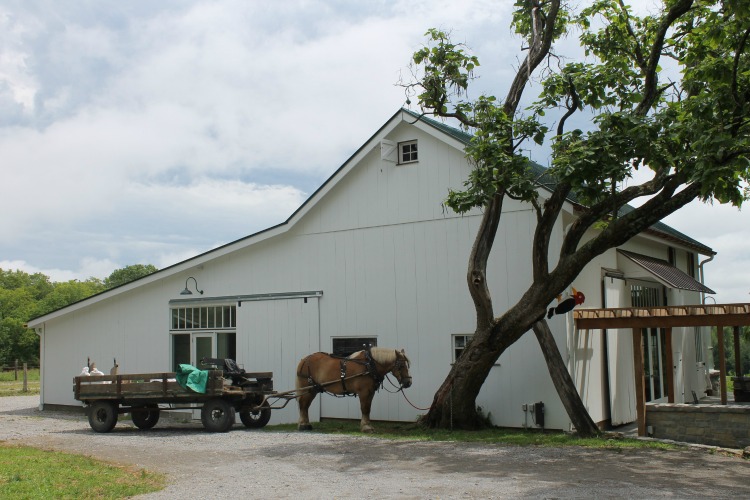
left=349, top=347, right=409, bottom=366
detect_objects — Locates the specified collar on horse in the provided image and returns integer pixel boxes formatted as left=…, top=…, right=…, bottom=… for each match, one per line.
left=337, top=348, right=384, bottom=395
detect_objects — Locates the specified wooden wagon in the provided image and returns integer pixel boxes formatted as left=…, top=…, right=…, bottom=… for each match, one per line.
left=74, top=363, right=275, bottom=433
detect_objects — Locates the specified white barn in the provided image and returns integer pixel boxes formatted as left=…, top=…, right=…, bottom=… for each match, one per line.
left=27, top=108, right=716, bottom=430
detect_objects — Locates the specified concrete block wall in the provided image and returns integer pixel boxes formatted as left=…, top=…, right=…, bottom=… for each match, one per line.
left=647, top=404, right=750, bottom=449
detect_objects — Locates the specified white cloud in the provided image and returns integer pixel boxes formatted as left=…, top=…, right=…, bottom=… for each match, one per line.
left=0, top=0, right=748, bottom=306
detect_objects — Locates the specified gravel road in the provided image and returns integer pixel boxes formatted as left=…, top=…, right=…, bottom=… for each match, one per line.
left=2, top=395, right=749, bottom=498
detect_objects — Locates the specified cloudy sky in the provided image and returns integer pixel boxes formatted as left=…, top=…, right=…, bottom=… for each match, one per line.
left=1, top=0, right=748, bottom=303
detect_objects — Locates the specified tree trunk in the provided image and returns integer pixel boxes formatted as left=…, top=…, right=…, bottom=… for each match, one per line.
left=419, top=324, right=507, bottom=429
left=532, top=320, right=600, bottom=437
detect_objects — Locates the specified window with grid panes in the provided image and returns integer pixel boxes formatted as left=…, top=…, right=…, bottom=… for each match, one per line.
left=452, top=334, right=474, bottom=362
left=170, top=305, right=236, bottom=330
left=398, top=140, right=418, bottom=164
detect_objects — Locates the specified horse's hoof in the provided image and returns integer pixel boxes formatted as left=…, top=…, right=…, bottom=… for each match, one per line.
left=298, top=424, right=313, bottom=431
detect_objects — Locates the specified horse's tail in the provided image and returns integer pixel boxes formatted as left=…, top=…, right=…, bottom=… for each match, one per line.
left=296, top=355, right=312, bottom=393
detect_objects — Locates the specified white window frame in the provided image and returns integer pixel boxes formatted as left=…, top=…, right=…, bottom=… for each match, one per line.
left=331, top=336, right=378, bottom=357
left=398, top=140, right=418, bottom=164
left=452, top=334, right=474, bottom=363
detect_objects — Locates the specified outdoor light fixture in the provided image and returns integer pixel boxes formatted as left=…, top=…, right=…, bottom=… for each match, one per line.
left=180, top=276, right=203, bottom=295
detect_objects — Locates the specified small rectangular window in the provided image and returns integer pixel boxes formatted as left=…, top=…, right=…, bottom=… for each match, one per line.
left=332, top=337, right=377, bottom=357
left=169, top=305, right=236, bottom=330
left=686, top=251, right=696, bottom=278
left=398, top=140, right=418, bottom=164
left=452, top=334, right=474, bottom=362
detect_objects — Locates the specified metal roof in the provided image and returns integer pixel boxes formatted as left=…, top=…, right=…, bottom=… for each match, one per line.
left=618, top=250, right=715, bottom=294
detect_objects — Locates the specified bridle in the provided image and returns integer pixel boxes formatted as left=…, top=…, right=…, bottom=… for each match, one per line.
left=383, top=351, right=412, bottom=392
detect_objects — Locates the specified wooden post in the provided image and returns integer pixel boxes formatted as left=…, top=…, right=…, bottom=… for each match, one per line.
left=14, top=359, right=18, bottom=381
left=733, top=326, right=742, bottom=378
left=632, top=328, right=647, bottom=436
left=665, top=327, right=674, bottom=403
left=717, top=325, right=727, bottom=405
left=22, top=363, right=28, bottom=392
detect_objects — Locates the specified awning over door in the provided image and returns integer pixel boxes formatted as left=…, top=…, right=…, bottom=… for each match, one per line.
left=617, top=250, right=715, bottom=294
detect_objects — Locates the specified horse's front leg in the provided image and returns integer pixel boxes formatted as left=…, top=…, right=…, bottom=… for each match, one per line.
left=358, top=389, right=376, bottom=433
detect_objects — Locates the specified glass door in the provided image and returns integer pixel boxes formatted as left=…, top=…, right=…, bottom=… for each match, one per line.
left=642, top=328, right=668, bottom=402
left=192, top=333, right=216, bottom=368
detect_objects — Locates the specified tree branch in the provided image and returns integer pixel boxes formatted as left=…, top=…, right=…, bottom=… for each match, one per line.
left=636, top=0, right=694, bottom=115
left=505, top=0, right=561, bottom=115
left=560, top=168, right=672, bottom=257
left=467, top=193, right=505, bottom=329
left=617, top=0, right=647, bottom=71
left=532, top=181, right=572, bottom=281
left=557, top=78, right=580, bottom=137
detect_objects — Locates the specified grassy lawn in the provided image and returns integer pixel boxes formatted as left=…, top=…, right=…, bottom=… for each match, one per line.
left=0, top=368, right=40, bottom=397
left=265, top=419, right=678, bottom=451
left=0, top=445, right=165, bottom=499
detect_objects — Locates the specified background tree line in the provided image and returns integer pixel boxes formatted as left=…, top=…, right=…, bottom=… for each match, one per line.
left=0, top=264, right=157, bottom=365
left=713, top=326, right=750, bottom=378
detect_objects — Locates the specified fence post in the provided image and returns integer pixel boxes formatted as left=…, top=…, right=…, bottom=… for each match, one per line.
left=23, top=363, right=28, bottom=392
left=14, top=359, right=18, bottom=381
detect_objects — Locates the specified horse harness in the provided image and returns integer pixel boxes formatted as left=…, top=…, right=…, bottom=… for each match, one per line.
left=299, top=349, right=385, bottom=397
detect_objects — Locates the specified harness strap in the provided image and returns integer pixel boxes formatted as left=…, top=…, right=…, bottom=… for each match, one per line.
left=339, top=359, right=350, bottom=395
left=297, top=355, right=326, bottom=394
left=364, top=348, right=385, bottom=389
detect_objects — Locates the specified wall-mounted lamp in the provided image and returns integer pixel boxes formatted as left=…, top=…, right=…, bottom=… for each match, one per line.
left=180, top=276, right=203, bottom=295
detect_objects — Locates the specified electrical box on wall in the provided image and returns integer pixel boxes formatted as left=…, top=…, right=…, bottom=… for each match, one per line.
left=532, top=401, right=545, bottom=428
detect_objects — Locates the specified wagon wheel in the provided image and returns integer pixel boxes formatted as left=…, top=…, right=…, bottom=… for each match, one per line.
left=201, top=398, right=236, bottom=432
left=88, top=401, right=118, bottom=433
left=240, top=400, right=272, bottom=429
left=131, top=404, right=160, bottom=430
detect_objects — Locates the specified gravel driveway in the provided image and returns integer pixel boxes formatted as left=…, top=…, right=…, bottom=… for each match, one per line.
left=2, top=396, right=749, bottom=498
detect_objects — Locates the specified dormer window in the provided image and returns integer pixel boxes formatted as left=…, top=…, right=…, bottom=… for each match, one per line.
left=399, top=140, right=418, bottom=164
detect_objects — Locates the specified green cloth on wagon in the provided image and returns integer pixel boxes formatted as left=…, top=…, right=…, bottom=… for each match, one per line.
left=175, top=364, right=209, bottom=393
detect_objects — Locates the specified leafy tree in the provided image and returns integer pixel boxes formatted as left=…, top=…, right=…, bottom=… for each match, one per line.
left=104, top=264, right=158, bottom=289
left=404, top=0, right=750, bottom=434
left=36, top=279, right=105, bottom=315
left=0, top=264, right=157, bottom=365
left=713, top=326, right=750, bottom=377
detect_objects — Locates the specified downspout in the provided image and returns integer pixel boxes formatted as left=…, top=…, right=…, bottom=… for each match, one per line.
left=698, top=254, right=714, bottom=305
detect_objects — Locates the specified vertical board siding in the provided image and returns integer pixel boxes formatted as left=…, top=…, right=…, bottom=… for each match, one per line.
left=237, top=298, right=320, bottom=426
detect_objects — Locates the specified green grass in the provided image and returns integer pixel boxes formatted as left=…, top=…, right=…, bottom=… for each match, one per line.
left=0, top=368, right=40, bottom=396
left=0, top=444, right=165, bottom=499
left=264, top=419, right=677, bottom=451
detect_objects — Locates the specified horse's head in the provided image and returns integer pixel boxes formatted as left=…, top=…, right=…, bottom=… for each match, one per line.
left=391, top=349, right=412, bottom=389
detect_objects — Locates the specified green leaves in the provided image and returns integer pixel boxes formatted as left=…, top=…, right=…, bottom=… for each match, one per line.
left=412, top=29, right=481, bottom=117
left=410, top=1, right=750, bottom=218
left=0, top=264, right=159, bottom=364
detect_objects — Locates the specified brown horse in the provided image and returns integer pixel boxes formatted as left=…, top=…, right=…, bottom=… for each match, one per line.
left=295, top=347, right=412, bottom=432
